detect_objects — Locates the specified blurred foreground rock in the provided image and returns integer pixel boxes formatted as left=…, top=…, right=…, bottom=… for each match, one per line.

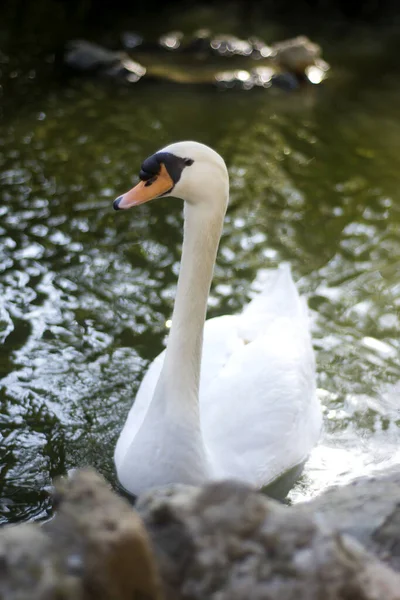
left=136, top=478, right=400, bottom=600
left=0, top=469, right=162, bottom=600
left=296, top=468, right=400, bottom=572
left=2, top=468, right=400, bottom=599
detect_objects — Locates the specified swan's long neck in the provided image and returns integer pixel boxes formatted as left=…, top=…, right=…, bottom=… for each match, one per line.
left=156, top=199, right=227, bottom=417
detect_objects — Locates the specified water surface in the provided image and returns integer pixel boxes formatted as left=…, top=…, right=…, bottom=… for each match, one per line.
left=1, top=15, right=400, bottom=523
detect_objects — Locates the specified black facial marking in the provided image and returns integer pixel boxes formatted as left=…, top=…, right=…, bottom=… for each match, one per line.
left=139, top=151, right=194, bottom=186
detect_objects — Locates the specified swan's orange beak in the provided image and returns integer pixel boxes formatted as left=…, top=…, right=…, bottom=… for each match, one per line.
left=113, top=163, right=173, bottom=210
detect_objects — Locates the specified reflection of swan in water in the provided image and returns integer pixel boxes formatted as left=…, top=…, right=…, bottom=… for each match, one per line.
left=113, top=141, right=322, bottom=497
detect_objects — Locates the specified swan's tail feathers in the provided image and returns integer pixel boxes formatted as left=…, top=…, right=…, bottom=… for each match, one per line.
left=238, top=263, right=310, bottom=341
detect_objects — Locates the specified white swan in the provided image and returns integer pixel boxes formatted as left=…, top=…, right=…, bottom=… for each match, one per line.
left=113, top=141, right=322, bottom=497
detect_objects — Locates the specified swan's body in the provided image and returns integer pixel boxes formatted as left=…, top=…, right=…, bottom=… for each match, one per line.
left=113, top=141, right=321, bottom=497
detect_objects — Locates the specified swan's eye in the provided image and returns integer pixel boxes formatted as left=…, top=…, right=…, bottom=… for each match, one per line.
left=144, top=176, right=157, bottom=187
left=184, top=158, right=194, bottom=166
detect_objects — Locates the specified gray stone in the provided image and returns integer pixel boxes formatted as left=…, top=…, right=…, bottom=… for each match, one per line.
left=137, top=479, right=400, bottom=600
left=0, top=524, right=81, bottom=600
left=64, top=35, right=329, bottom=88
left=271, top=36, right=322, bottom=72
left=296, top=468, right=400, bottom=570
left=65, top=40, right=123, bottom=71
left=0, top=469, right=162, bottom=600
left=4, top=468, right=400, bottom=599
left=64, top=40, right=146, bottom=82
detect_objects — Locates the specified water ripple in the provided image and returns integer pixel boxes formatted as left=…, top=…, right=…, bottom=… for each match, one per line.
left=1, top=40, right=400, bottom=522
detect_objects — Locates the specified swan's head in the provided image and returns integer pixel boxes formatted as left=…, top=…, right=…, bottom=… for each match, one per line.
left=113, top=141, right=229, bottom=211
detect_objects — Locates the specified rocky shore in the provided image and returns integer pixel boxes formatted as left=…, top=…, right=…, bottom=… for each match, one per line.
left=2, top=467, right=400, bottom=599
left=64, top=33, right=329, bottom=90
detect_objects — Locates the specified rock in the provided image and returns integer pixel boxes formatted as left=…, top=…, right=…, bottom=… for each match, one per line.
left=270, top=36, right=329, bottom=83
left=296, top=467, right=400, bottom=571
left=0, top=524, right=82, bottom=600
left=159, top=31, right=185, bottom=52
left=65, top=40, right=122, bottom=71
left=135, top=484, right=199, bottom=599
left=64, top=34, right=329, bottom=87
left=373, top=503, right=400, bottom=571
left=64, top=40, right=146, bottom=82
left=136, top=479, right=400, bottom=600
left=272, top=36, right=321, bottom=73
left=121, top=32, right=144, bottom=50
left=154, top=29, right=263, bottom=58
left=3, top=469, right=400, bottom=599
left=47, top=468, right=163, bottom=599
left=0, top=469, right=162, bottom=600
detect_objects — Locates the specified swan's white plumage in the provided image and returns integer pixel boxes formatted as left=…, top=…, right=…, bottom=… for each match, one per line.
left=114, top=141, right=321, bottom=496
left=115, top=264, right=321, bottom=489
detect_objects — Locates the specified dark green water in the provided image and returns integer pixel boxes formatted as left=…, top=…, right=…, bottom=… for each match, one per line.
left=1, top=11, right=400, bottom=523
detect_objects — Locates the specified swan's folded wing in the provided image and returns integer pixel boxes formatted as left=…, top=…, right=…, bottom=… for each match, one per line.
left=200, top=315, right=244, bottom=389
left=201, top=314, right=322, bottom=487
left=238, top=263, right=308, bottom=343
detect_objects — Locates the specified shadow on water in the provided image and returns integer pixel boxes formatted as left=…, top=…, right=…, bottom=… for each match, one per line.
left=1, top=6, right=400, bottom=522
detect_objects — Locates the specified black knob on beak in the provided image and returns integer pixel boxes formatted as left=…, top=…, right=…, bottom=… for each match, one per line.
left=113, top=196, right=123, bottom=211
